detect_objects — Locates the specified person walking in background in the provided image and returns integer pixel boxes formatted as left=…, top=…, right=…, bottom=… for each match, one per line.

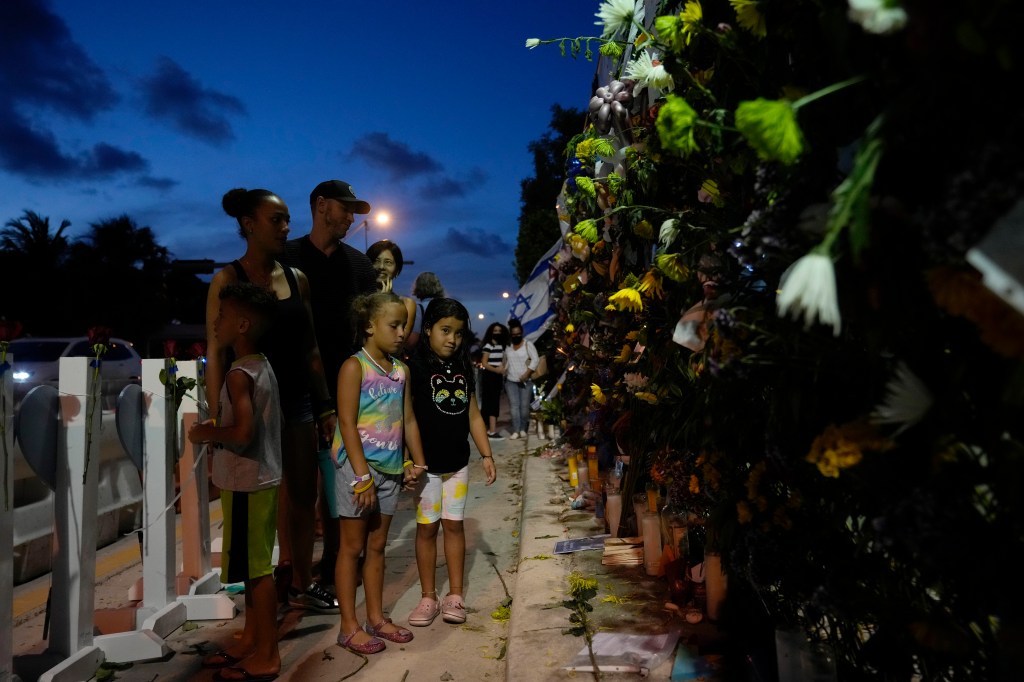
left=405, top=271, right=445, bottom=351
left=207, top=188, right=337, bottom=615
left=503, top=318, right=539, bottom=440
left=280, top=180, right=378, bottom=603
left=367, top=239, right=417, bottom=341
left=478, top=322, right=508, bottom=439
left=406, top=298, right=497, bottom=628
left=190, top=283, right=282, bottom=682
left=331, top=291, right=427, bottom=654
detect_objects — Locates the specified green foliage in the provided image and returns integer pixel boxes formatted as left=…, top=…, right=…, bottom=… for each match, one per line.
left=527, top=0, right=1024, bottom=677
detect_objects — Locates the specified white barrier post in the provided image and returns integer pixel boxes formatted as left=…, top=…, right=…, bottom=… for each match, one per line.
left=175, top=359, right=235, bottom=619
left=92, top=360, right=183, bottom=663
left=1, top=350, right=15, bottom=682
left=39, top=357, right=105, bottom=681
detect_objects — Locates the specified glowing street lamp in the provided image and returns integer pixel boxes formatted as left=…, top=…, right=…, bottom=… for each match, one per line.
left=349, top=210, right=391, bottom=250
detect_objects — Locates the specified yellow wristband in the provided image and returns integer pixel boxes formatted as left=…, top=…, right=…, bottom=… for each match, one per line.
left=403, top=460, right=413, bottom=468
left=353, top=480, right=374, bottom=494
left=317, top=408, right=336, bottom=420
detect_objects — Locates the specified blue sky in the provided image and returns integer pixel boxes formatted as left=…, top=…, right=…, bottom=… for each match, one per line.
left=1, top=0, right=600, bottom=323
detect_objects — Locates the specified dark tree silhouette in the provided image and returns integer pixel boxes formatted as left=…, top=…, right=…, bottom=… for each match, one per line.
left=515, top=104, right=586, bottom=286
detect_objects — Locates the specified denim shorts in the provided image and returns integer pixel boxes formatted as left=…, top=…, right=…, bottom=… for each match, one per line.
left=331, top=456, right=402, bottom=518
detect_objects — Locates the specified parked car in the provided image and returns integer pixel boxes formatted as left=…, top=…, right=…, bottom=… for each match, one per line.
left=6, top=336, right=142, bottom=407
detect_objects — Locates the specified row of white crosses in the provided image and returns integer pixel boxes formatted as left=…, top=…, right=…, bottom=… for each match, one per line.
left=1, top=357, right=236, bottom=682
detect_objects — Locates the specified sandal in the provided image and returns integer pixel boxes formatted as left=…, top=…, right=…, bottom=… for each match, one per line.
left=202, top=649, right=245, bottom=669
left=441, top=593, right=466, bottom=624
left=365, top=617, right=414, bottom=643
left=337, top=629, right=386, bottom=655
left=408, top=594, right=441, bottom=627
left=214, top=668, right=279, bottom=682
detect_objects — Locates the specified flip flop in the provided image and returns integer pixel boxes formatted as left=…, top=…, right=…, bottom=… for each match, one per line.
left=201, top=650, right=244, bottom=669
left=213, top=667, right=279, bottom=682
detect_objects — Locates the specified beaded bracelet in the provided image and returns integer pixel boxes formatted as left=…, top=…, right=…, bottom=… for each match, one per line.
left=413, top=464, right=428, bottom=471
left=353, top=480, right=374, bottom=494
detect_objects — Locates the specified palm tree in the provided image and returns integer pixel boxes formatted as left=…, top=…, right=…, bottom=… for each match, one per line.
left=0, top=210, right=72, bottom=270
left=63, top=215, right=175, bottom=341
left=0, top=211, right=74, bottom=334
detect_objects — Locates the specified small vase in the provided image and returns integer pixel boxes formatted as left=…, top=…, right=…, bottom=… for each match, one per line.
left=704, top=551, right=727, bottom=622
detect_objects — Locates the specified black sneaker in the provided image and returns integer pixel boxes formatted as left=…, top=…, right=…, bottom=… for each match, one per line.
left=288, top=581, right=339, bottom=612
left=487, top=432, right=504, bottom=440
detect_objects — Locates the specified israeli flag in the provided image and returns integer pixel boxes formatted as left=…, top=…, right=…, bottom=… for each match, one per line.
left=508, top=237, right=563, bottom=343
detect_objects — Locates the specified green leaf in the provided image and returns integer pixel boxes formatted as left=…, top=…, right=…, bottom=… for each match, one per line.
left=734, top=98, right=805, bottom=165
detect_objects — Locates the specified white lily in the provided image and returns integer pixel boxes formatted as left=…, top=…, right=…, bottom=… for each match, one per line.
left=871, top=362, right=933, bottom=434
left=847, top=0, right=907, bottom=35
left=624, top=50, right=675, bottom=98
left=776, top=252, right=842, bottom=336
left=595, top=0, right=643, bottom=39
left=525, top=38, right=541, bottom=48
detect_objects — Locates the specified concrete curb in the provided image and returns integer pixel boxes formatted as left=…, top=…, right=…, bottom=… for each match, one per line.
left=507, top=453, right=682, bottom=680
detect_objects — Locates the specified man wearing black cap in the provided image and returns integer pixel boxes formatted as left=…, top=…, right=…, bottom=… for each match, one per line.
left=278, top=180, right=378, bottom=611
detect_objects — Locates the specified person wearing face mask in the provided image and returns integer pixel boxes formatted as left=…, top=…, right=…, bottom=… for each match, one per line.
left=366, top=239, right=417, bottom=344
left=502, top=319, right=539, bottom=440
left=478, top=322, right=509, bottom=439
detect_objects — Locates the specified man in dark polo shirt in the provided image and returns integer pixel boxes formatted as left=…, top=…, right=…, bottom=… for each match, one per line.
left=280, top=179, right=378, bottom=606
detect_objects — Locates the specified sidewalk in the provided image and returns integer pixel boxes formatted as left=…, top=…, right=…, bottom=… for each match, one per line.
left=11, top=426, right=716, bottom=681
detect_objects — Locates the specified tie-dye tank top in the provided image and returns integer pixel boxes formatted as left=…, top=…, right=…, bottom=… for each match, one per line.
left=332, top=349, right=407, bottom=474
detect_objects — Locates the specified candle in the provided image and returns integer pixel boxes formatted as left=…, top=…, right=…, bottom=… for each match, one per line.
left=705, top=552, right=728, bottom=622
left=642, top=512, right=663, bottom=575
left=632, top=493, right=647, bottom=535
left=605, top=492, right=622, bottom=538
left=645, top=483, right=659, bottom=513
left=586, top=446, right=599, bottom=483
left=567, top=455, right=579, bottom=488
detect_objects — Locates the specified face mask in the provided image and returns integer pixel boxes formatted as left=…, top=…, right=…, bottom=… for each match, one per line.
left=510, top=334, right=523, bottom=343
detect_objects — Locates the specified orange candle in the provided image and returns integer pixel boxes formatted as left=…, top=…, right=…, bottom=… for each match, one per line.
left=567, top=455, right=579, bottom=487
left=586, top=445, right=599, bottom=483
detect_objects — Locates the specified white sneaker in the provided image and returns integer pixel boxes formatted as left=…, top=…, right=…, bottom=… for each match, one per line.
left=518, top=430, right=528, bottom=439
left=509, top=432, right=521, bottom=440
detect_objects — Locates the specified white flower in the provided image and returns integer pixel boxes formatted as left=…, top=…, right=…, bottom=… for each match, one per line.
left=595, top=0, right=643, bottom=39
left=871, top=362, right=932, bottom=434
left=776, top=252, right=842, bottom=336
left=658, top=218, right=679, bottom=251
left=525, top=38, right=541, bottom=48
left=624, top=50, right=675, bottom=98
left=847, top=0, right=907, bottom=35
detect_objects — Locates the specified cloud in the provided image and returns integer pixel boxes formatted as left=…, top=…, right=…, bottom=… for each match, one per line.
left=438, top=227, right=513, bottom=255
left=349, top=132, right=442, bottom=179
left=416, top=167, right=488, bottom=200
left=137, top=175, right=179, bottom=190
left=0, top=107, right=148, bottom=178
left=0, top=0, right=144, bottom=178
left=0, top=0, right=119, bottom=119
left=138, top=57, right=246, bottom=144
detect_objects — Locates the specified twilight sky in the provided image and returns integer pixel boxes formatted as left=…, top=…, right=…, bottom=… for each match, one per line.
left=0, top=0, right=600, bottom=322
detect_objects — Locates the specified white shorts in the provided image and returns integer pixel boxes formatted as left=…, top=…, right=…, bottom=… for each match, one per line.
left=414, top=466, right=469, bottom=524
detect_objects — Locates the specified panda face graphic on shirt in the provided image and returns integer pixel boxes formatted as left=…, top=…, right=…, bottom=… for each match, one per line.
left=431, top=372, right=468, bottom=415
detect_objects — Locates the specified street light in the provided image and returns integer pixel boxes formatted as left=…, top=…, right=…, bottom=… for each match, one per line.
left=348, top=211, right=391, bottom=250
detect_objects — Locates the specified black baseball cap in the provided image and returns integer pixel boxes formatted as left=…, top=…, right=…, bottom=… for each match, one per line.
left=309, top=180, right=371, bottom=214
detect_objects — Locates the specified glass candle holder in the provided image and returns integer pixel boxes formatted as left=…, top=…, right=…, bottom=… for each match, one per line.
left=605, top=491, right=622, bottom=537
left=642, top=511, right=663, bottom=575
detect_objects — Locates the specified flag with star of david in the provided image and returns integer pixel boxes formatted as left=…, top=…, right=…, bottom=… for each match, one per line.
left=508, top=236, right=564, bottom=343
